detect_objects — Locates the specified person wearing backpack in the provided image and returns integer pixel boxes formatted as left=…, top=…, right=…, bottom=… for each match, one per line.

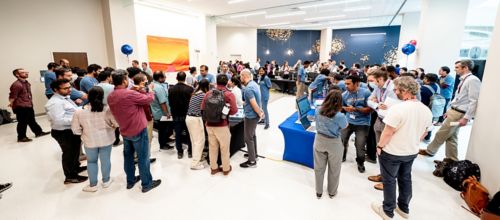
left=420, top=73, right=442, bottom=143
left=201, top=74, right=237, bottom=175
left=419, top=59, right=482, bottom=161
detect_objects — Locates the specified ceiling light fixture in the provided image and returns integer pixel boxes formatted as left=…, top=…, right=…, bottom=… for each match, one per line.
left=230, top=11, right=266, bottom=18
left=304, top=15, right=346, bottom=21
left=265, top=11, right=306, bottom=19
left=227, top=0, right=248, bottom=4
left=299, top=0, right=362, bottom=9
left=343, top=6, right=372, bottom=12
left=260, top=22, right=290, bottom=27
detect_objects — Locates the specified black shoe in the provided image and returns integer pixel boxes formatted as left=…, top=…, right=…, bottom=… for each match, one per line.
left=257, top=120, right=265, bottom=125
left=64, top=175, right=88, bottom=184
left=160, top=145, right=174, bottom=150
left=316, top=193, right=322, bottom=199
left=149, top=158, right=157, bottom=163
left=329, top=193, right=336, bottom=199
left=17, top=137, right=32, bottom=143
left=264, top=125, right=270, bottom=129
left=127, top=176, right=140, bottom=189
left=35, top=131, right=50, bottom=137
left=365, top=157, right=377, bottom=164
left=357, top=164, right=366, bottom=173
left=239, top=160, right=257, bottom=168
left=177, top=153, right=183, bottom=159
left=342, top=157, right=346, bottom=162
left=142, top=179, right=161, bottom=193
left=188, top=152, right=192, bottom=158
left=243, top=153, right=259, bottom=161
left=0, top=183, right=13, bottom=193
left=78, top=166, right=87, bottom=173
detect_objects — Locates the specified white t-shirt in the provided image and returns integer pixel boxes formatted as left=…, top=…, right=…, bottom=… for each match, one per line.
left=382, top=100, right=433, bottom=156
left=230, top=86, right=243, bottom=108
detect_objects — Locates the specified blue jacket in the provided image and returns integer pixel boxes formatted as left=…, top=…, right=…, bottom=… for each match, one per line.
left=259, top=75, right=272, bottom=101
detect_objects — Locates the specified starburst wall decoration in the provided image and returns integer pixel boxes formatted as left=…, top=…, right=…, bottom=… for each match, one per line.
left=330, top=38, right=346, bottom=55
left=384, top=46, right=398, bottom=65
left=266, top=29, right=293, bottom=41
left=312, top=39, right=321, bottom=53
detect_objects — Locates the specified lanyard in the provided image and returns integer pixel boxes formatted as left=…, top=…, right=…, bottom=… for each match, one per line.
left=457, top=74, right=471, bottom=94
left=378, top=80, right=390, bottom=103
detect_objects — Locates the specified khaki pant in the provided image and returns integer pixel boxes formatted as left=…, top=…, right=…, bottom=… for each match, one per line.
left=207, top=126, right=231, bottom=171
left=186, top=116, right=205, bottom=167
left=147, top=120, right=153, bottom=150
left=426, top=109, right=465, bottom=161
left=314, top=134, right=343, bottom=196
left=296, top=81, right=308, bottom=99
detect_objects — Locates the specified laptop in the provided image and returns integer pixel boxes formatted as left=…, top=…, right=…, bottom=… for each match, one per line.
left=296, top=95, right=313, bottom=119
left=299, top=115, right=316, bottom=132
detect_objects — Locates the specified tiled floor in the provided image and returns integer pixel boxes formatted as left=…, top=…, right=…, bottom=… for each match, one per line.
left=0, top=92, right=476, bottom=219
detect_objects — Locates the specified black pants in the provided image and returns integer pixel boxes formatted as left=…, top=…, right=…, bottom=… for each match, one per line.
left=13, top=107, right=43, bottom=140
left=341, top=124, right=369, bottom=164
left=173, top=117, right=192, bottom=155
left=51, top=129, right=81, bottom=179
left=366, top=111, right=378, bottom=161
left=155, top=120, right=173, bottom=147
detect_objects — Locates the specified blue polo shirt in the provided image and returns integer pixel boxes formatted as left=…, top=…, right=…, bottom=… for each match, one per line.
left=44, top=71, right=56, bottom=95
left=315, top=108, right=348, bottom=138
left=309, top=74, right=327, bottom=98
left=337, top=80, right=346, bottom=92
left=440, top=74, right=455, bottom=99
left=243, top=80, right=261, bottom=119
left=197, top=73, right=216, bottom=84
left=79, top=76, right=98, bottom=94
left=297, top=66, right=306, bottom=82
left=259, top=75, right=272, bottom=101
left=342, top=88, right=372, bottom=126
left=151, top=81, right=170, bottom=121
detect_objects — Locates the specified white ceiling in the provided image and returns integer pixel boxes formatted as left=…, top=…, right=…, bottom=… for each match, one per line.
left=137, top=0, right=499, bottom=29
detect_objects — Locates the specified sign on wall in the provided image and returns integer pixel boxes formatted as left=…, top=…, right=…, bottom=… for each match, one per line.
left=147, top=35, right=190, bottom=72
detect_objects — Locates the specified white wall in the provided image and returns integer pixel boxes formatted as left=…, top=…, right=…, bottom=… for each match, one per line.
left=216, top=27, right=257, bottom=65
left=466, top=4, right=500, bottom=194
left=0, top=0, right=109, bottom=114
left=106, top=0, right=139, bottom=69
left=398, top=12, right=420, bottom=69
left=134, top=3, right=212, bottom=83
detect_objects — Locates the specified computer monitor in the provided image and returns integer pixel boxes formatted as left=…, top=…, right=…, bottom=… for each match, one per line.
left=296, top=95, right=311, bottom=118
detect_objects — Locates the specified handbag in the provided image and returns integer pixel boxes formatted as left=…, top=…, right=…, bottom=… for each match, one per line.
left=461, top=176, right=490, bottom=216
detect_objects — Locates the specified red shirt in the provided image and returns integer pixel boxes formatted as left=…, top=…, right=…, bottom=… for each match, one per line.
left=9, top=79, right=33, bottom=109
left=108, top=88, right=154, bottom=137
left=201, top=85, right=237, bottom=127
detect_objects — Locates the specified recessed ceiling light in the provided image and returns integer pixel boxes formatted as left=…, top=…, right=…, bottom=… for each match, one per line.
left=304, top=15, right=346, bottom=21
left=343, top=6, right=372, bottom=12
left=230, top=11, right=266, bottom=18
left=265, top=11, right=306, bottom=19
left=299, top=0, right=362, bottom=9
left=227, top=0, right=248, bottom=4
left=260, top=22, right=290, bottom=27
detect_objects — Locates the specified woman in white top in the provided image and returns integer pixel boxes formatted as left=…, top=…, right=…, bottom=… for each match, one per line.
left=71, top=86, right=118, bottom=192
left=227, top=75, right=243, bottom=108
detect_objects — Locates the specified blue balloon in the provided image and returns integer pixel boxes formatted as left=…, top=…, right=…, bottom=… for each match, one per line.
left=121, top=44, right=133, bottom=56
left=401, top=44, right=415, bottom=55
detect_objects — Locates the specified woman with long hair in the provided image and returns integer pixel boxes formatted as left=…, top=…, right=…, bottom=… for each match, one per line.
left=313, top=90, right=348, bottom=199
left=228, top=75, right=243, bottom=108
left=258, top=67, right=272, bottom=129
left=71, top=86, right=118, bottom=192
left=186, top=79, right=210, bottom=170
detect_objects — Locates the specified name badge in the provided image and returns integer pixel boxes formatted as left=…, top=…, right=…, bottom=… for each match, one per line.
left=350, top=114, right=356, bottom=119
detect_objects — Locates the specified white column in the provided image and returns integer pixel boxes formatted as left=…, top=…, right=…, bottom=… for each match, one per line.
left=466, top=3, right=500, bottom=193
left=202, top=16, right=218, bottom=72
left=416, top=0, right=469, bottom=73
left=320, top=28, right=332, bottom=62
left=397, top=12, right=420, bottom=69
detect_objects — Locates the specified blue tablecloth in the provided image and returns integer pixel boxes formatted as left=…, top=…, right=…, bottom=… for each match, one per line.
left=279, top=112, right=315, bottom=168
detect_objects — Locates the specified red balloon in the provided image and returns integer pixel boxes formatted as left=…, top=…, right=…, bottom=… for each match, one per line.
left=409, top=40, right=417, bottom=46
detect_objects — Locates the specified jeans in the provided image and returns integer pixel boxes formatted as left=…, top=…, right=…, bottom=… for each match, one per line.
left=379, top=151, right=417, bottom=218
left=123, top=128, right=152, bottom=188
left=262, top=99, right=269, bottom=126
left=173, top=117, right=192, bottom=155
left=155, top=120, right=173, bottom=148
left=341, top=124, right=369, bottom=164
left=13, top=107, right=43, bottom=140
left=51, top=129, right=81, bottom=179
left=244, top=117, right=259, bottom=162
left=84, top=145, right=112, bottom=186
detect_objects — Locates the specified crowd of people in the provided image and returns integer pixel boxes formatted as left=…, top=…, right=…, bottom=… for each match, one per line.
left=6, top=57, right=481, bottom=219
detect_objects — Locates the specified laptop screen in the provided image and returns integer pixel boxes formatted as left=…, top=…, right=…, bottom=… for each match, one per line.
left=299, top=115, right=311, bottom=130
left=296, top=95, right=311, bottom=118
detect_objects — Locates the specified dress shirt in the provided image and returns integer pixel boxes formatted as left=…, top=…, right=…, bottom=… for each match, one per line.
left=449, top=73, right=481, bottom=120
left=9, top=79, right=33, bottom=109
left=45, top=93, right=80, bottom=130
left=108, top=88, right=154, bottom=137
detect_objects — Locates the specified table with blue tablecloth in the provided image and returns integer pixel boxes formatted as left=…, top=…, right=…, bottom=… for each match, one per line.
left=278, top=112, right=316, bottom=168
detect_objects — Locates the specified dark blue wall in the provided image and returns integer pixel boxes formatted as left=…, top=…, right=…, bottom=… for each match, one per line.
left=257, top=29, right=320, bottom=65
left=330, top=26, right=401, bottom=67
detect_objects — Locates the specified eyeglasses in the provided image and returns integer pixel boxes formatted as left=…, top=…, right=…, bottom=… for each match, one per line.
left=59, top=86, right=71, bottom=90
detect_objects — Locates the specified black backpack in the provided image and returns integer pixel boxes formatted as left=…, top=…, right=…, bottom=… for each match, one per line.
left=202, top=89, right=226, bottom=123
left=443, top=160, right=481, bottom=191
left=0, top=109, right=13, bottom=125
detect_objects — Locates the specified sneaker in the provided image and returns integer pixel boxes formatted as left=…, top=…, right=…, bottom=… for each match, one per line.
left=418, top=149, right=433, bottom=157
left=316, top=193, right=322, bottom=199
left=357, top=164, right=366, bottom=173
left=395, top=206, right=410, bottom=219
left=190, top=164, right=205, bottom=170
left=368, top=174, right=382, bottom=182
left=35, top=131, right=50, bottom=137
left=0, top=183, right=13, bottom=194
left=102, top=178, right=113, bottom=188
left=82, top=185, right=98, bottom=192
left=239, top=161, right=257, bottom=168
left=371, top=202, right=393, bottom=220
left=160, top=145, right=174, bottom=150
left=126, top=176, right=140, bottom=189
left=243, top=154, right=259, bottom=161
left=17, top=137, right=32, bottom=143
left=64, top=175, right=88, bottom=184
left=142, top=179, right=161, bottom=193
left=223, top=166, right=232, bottom=176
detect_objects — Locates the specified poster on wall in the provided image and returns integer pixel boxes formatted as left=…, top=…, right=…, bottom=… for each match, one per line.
left=147, top=35, right=190, bottom=72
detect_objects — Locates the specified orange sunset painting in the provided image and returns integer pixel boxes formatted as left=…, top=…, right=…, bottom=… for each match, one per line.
left=147, top=35, right=190, bottom=72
